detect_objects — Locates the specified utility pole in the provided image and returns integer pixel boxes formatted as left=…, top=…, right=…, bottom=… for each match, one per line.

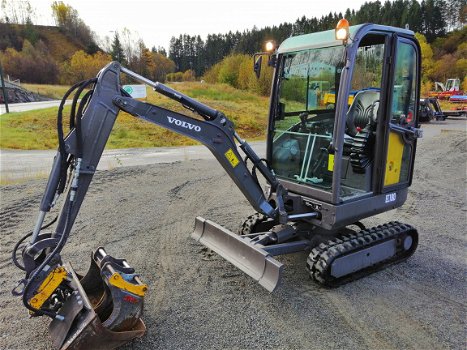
left=0, top=62, right=9, bottom=114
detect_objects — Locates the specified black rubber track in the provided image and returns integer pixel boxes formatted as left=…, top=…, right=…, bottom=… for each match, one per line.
left=306, top=221, right=418, bottom=288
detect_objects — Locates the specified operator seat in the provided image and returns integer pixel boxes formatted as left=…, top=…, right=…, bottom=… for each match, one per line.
left=345, top=89, right=380, bottom=173
left=346, top=90, right=380, bottom=137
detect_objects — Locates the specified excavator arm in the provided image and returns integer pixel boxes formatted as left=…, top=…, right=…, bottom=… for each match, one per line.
left=12, top=62, right=290, bottom=349
left=39, top=63, right=282, bottom=241
left=114, top=75, right=280, bottom=219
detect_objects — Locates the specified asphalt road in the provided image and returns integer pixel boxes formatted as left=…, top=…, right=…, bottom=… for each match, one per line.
left=0, top=118, right=465, bottom=182
left=0, top=100, right=72, bottom=115
left=0, top=142, right=266, bottom=182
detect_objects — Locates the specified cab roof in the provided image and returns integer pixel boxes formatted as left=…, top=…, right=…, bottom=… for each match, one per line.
left=277, top=23, right=414, bottom=54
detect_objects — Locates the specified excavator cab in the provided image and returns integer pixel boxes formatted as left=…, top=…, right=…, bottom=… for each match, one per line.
left=268, top=24, right=422, bottom=230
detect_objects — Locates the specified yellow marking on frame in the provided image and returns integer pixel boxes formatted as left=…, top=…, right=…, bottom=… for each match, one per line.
left=109, top=272, right=148, bottom=297
left=327, top=154, right=335, bottom=172
left=29, top=266, right=68, bottom=309
left=384, top=131, right=404, bottom=186
left=225, top=148, right=240, bottom=168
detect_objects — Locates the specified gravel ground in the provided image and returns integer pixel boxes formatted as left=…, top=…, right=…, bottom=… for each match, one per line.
left=0, top=126, right=466, bottom=350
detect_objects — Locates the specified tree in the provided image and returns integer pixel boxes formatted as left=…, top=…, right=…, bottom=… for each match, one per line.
left=432, top=54, right=458, bottom=82
left=422, top=0, right=447, bottom=42
left=0, top=39, right=59, bottom=83
left=217, top=54, right=245, bottom=88
left=51, top=1, right=71, bottom=28
left=407, top=0, right=423, bottom=32
left=445, top=0, right=467, bottom=30
left=182, top=69, right=196, bottom=81
left=110, top=33, right=126, bottom=64
left=151, top=45, right=167, bottom=57
left=22, top=17, right=38, bottom=45
left=130, top=40, right=154, bottom=75
left=120, top=28, right=139, bottom=67
left=166, top=0, right=462, bottom=79
left=202, top=54, right=273, bottom=96
left=0, top=22, right=22, bottom=50
left=149, top=52, right=175, bottom=82
left=415, top=33, right=434, bottom=81
left=1, top=0, right=36, bottom=24
left=51, top=1, right=97, bottom=52
left=60, top=50, right=111, bottom=83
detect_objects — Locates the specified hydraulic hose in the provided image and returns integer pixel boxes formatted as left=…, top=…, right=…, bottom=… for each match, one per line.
left=57, top=81, right=84, bottom=159
left=11, top=215, right=58, bottom=271
left=20, top=76, right=96, bottom=317
left=72, top=78, right=97, bottom=158
left=21, top=186, right=75, bottom=318
left=56, top=81, right=85, bottom=195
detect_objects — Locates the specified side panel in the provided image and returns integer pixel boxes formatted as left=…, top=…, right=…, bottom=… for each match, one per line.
left=384, top=131, right=405, bottom=186
left=300, top=188, right=408, bottom=231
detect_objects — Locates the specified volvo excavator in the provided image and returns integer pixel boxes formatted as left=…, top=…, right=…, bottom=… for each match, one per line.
left=12, top=22, right=422, bottom=349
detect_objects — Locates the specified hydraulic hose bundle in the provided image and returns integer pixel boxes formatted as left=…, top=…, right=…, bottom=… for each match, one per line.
left=12, top=78, right=97, bottom=319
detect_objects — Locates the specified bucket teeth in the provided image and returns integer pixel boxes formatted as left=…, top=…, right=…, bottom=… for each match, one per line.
left=192, top=217, right=283, bottom=292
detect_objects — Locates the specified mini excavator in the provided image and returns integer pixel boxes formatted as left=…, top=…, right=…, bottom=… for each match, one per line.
left=12, top=22, right=422, bottom=349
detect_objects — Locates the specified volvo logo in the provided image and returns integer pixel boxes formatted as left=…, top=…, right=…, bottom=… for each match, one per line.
left=167, top=116, right=201, bottom=132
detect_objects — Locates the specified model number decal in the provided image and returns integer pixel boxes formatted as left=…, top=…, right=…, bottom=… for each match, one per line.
left=385, top=193, right=397, bottom=203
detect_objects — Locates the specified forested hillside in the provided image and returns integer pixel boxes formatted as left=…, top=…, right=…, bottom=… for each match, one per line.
left=168, top=0, right=465, bottom=75
left=0, top=0, right=465, bottom=87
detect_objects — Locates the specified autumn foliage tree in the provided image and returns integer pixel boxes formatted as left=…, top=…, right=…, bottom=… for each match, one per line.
left=51, top=1, right=97, bottom=54
left=203, top=54, right=273, bottom=96
left=0, top=0, right=464, bottom=91
left=412, top=27, right=466, bottom=96
left=0, top=39, right=58, bottom=83
left=149, top=52, right=176, bottom=82
left=59, top=50, right=111, bottom=83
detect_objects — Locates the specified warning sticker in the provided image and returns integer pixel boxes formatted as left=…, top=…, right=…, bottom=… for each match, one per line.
left=225, top=148, right=240, bottom=168
left=327, top=154, right=334, bottom=172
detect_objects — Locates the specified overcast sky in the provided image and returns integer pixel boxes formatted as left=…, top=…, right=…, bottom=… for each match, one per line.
left=29, top=0, right=372, bottom=50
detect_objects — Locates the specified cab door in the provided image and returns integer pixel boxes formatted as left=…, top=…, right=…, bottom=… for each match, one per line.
left=382, top=37, right=421, bottom=192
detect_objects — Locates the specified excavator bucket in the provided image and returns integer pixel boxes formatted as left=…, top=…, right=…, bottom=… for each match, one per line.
left=192, top=217, right=284, bottom=292
left=48, top=248, right=147, bottom=350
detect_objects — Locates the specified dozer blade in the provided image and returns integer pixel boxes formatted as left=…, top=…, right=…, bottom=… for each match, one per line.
left=192, top=217, right=283, bottom=292
left=49, top=248, right=147, bottom=350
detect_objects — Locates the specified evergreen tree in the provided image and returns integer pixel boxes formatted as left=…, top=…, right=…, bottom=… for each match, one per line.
left=422, top=0, right=447, bottom=41
left=151, top=45, right=167, bottom=57
left=110, top=33, right=125, bottom=64
left=407, top=0, right=423, bottom=32
left=22, top=17, right=38, bottom=45
left=167, top=0, right=458, bottom=75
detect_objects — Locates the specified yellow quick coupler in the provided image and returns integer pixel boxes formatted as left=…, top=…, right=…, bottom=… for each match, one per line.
left=108, top=272, right=148, bottom=297
left=29, top=266, right=68, bottom=310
